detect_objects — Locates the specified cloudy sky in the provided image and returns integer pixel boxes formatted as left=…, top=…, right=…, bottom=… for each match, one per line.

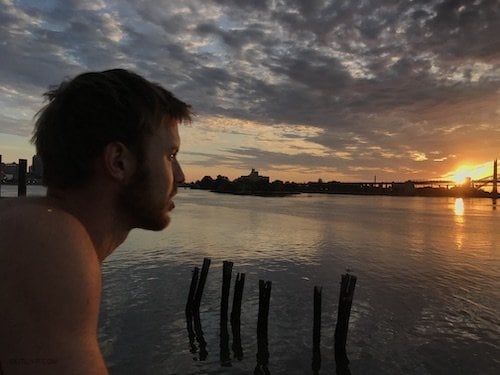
left=1, top=0, right=499, bottom=183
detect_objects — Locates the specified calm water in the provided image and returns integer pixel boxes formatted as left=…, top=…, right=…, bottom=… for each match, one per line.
left=4, top=186, right=499, bottom=374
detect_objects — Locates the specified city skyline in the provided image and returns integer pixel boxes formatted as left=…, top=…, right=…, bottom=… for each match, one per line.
left=1, top=153, right=497, bottom=188
left=1, top=1, right=499, bottom=183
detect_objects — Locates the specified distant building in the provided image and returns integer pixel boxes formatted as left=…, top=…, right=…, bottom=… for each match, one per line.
left=3, top=162, right=19, bottom=182
left=238, top=168, right=269, bottom=183
left=31, top=154, right=44, bottom=179
left=392, top=181, right=415, bottom=195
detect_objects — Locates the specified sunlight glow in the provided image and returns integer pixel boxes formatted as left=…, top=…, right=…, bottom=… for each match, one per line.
left=445, top=162, right=492, bottom=184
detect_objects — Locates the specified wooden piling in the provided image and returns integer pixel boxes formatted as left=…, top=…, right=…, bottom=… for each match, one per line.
left=185, top=266, right=199, bottom=352
left=193, top=309, right=208, bottom=360
left=0, top=154, right=2, bottom=197
left=254, top=280, right=272, bottom=375
left=220, top=261, right=233, bottom=366
left=193, top=258, right=211, bottom=311
left=191, top=258, right=211, bottom=361
left=334, top=273, right=357, bottom=375
left=18, top=159, right=27, bottom=197
left=231, top=272, right=245, bottom=360
left=312, top=286, right=322, bottom=374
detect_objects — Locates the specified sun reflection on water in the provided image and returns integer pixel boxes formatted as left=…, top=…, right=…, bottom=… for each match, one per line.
left=454, top=198, right=465, bottom=216
left=453, top=198, right=465, bottom=249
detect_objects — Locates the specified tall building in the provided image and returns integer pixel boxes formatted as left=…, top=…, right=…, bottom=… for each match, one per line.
left=31, top=154, right=44, bottom=179
left=238, top=168, right=270, bottom=183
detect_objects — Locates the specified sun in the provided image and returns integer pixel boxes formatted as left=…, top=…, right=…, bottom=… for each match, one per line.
left=449, top=167, right=470, bottom=184
left=445, top=162, right=492, bottom=184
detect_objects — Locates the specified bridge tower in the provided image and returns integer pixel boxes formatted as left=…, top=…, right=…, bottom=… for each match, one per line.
left=493, top=159, right=498, bottom=198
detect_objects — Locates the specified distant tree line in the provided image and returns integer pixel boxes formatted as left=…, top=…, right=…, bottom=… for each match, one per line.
left=183, top=175, right=493, bottom=198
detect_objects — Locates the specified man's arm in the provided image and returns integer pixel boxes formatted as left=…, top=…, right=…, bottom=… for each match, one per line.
left=0, top=207, right=108, bottom=374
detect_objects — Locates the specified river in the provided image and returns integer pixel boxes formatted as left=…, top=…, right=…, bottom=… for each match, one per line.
left=3, top=186, right=499, bottom=374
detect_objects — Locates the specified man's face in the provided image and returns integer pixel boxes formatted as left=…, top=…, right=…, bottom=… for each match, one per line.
left=120, top=117, right=184, bottom=231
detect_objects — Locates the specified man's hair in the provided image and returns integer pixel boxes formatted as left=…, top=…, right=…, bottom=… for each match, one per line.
left=32, top=69, right=191, bottom=189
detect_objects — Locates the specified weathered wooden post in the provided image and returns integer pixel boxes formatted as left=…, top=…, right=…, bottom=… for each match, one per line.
left=192, top=258, right=211, bottom=360
left=231, top=272, right=245, bottom=360
left=193, top=258, right=211, bottom=311
left=220, top=261, right=233, bottom=366
left=334, top=273, right=357, bottom=375
left=312, top=286, right=322, bottom=374
left=193, top=310, right=208, bottom=360
left=254, top=280, right=272, bottom=375
left=0, top=154, right=2, bottom=197
left=18, top=159, right=27, bottom=197
left=185, top=266, right=199, bottom=353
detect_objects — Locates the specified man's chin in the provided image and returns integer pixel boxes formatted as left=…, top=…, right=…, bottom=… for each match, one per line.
left=135, top=214, right=171, bottom=231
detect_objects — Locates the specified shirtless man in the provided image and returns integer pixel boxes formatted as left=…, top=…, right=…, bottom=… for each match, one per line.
left=0, top=69, right=191, bottom=374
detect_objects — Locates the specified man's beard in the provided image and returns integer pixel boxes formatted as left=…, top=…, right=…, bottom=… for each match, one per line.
left=118, top=164, right=170, bottom=231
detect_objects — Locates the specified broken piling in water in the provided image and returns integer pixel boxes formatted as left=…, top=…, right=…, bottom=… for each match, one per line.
left=185, top=257, right=211, bottom=360
left=312, top=285, right=322, bottom=374
left=231, top=272, right=245, bottom=360
left=254, top=279, right=272, bottom=375
left=220, top=261, right=233, bottom=366
left=334, top=273, right=357, bottom=375
left=17, top=159, right=27, bottom=197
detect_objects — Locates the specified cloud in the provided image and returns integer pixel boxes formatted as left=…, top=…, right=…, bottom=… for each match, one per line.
left=0, top=0, right=499, bottom=180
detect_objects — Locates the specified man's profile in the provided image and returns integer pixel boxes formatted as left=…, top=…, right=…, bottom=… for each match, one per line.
left=0, top=69, right=191, bottom=374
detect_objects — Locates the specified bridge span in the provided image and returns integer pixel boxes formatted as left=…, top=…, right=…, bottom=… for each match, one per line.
left=321, top=160, right=498, bottom=198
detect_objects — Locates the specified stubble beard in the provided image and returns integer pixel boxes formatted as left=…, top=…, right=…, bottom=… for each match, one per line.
left=119, top=164, right=170, bottom=231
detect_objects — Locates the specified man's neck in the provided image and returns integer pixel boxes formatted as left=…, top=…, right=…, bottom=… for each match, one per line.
left=46, top=185, right=130, bottom=262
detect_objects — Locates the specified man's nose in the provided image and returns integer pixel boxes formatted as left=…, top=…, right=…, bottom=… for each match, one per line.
left=174, top=159, right=185, bottom=184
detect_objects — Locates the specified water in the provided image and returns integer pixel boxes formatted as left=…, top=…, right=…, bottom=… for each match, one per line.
left=4, top=186, right=499, bottom=374
left=99, top=190, right=500, bottom=374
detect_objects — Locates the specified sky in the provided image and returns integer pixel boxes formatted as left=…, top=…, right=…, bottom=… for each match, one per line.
left=0, top=0, right=499, bottom=183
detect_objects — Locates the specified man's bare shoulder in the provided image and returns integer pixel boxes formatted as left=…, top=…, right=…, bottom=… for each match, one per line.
left=0, top=198, right=107, bottom=373
left=1, top=196, right=85, bottom=231
left=0, top=197, right=95, bottom=254
left=0, top=196, right=100, bottom=306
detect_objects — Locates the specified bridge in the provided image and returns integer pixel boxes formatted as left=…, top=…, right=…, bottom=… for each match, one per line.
left=407, top=160, right=498, bottom=198
left=411, top=159, right=498, bottom=197
left=324, top=160, right=498, bottom=198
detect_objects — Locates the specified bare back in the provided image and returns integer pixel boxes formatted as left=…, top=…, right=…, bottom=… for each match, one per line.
left=0, top=198, right=108, bottom=374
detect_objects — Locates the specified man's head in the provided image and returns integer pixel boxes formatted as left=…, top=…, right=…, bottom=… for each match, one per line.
left=32, top=69, right=191, bottom=190
left=118, top=116, right=185, bottom=230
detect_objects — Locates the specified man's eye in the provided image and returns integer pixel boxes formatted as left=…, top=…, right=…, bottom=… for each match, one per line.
left=168, top=153, right=177, bottom=160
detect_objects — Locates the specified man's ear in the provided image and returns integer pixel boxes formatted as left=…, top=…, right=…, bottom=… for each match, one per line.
left=102, top=142, right=136, bottom=182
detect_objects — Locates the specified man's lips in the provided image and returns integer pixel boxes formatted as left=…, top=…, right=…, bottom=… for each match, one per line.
left=167, top=199, right=175, bottom=211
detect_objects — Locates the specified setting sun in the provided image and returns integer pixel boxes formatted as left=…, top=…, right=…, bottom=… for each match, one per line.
left=445, top=162, right=493, bottom=184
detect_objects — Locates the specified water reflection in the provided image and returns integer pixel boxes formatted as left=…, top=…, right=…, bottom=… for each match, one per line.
left=454, top=198, right=464, bottom=216
left=453, top=198, right=465, bottom=249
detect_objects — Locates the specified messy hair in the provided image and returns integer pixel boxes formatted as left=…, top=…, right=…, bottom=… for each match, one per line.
left=32, top=69, right=191, bottom=189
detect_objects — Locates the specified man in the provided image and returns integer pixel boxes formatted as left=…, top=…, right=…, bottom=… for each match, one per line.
left=0, top=69, right=191, bottom=374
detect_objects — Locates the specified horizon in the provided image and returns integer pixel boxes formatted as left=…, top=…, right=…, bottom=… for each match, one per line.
left=1, top=151, right=497, bottom=186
